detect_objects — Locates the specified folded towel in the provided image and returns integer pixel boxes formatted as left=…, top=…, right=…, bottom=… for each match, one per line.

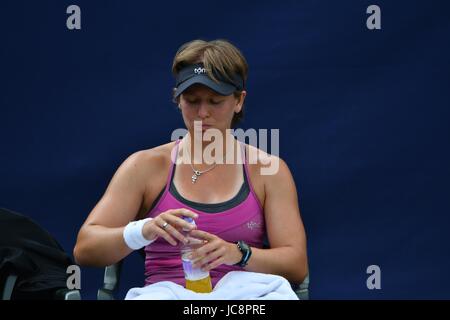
left=125, top=271, right=299, bottom=300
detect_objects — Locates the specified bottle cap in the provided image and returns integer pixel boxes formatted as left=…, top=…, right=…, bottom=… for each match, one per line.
left=182, top=216, right=196, bottom=232
left=182, top=216, right=196, bottom=226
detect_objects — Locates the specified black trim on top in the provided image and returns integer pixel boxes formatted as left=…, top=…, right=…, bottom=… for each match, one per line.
left=148, top=186, right=165, bottom=213
left=168, top=163, right=249, bottom=213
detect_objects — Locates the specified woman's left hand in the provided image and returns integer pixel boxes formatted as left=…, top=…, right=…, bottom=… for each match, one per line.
left=187, top=229, right=242, bottom=271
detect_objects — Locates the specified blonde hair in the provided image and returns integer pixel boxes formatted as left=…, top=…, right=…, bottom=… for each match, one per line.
left=172, top=39, right=248, bottom=127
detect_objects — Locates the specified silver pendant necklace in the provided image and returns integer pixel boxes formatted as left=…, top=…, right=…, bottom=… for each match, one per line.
left=185, top=142, right=217, bottom=184
left=189, top=163, right=217, bottom=184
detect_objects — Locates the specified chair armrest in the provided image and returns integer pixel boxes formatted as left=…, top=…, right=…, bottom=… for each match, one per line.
left=97, top=261, right=123, bottom=300
left=54, top=288, right=82, bottom=300
left=291, top=274, right=310, bottom=300
left=1, top=274, right=18, bottom=300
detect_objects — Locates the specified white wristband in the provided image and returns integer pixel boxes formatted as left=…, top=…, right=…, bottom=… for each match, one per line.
left=123, top=218, right=155, bottom=250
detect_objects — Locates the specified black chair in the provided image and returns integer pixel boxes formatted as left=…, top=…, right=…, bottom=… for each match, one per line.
left=0, top=208, right=81, bottom=300
left=97, top=243, right=309, bottom=300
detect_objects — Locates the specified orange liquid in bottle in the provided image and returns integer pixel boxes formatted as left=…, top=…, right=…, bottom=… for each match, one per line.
left=185, top=275, right=213, bottom=293
left=182, top=253, right=212, bottom=293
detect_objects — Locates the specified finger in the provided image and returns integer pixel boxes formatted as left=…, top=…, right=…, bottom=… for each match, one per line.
left=191, top=241, right=220, bottom=261
left=193, top=247, right=224, bottom=268
left=203, top=257, right=225, bottom=272
left=164, top=215, right=197, bottom=232
left=153, top=226, right=178, bottom=246
left=160, top=222, right=189, bottom=244
left=167, top=208, right=199, bottom=219
left=188, top=229, right=215, bottom=241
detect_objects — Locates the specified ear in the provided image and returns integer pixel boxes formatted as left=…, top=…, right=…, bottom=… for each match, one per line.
left=234, top=91, right=247, bottom=113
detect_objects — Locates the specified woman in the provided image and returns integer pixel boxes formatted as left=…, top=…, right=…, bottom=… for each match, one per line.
left=73, top=39, right=308, bottom=297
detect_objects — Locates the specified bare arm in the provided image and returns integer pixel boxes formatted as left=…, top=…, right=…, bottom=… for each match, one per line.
left=244, top=157, right=308, bottom=283
left=73, top=151, right=154, bottom=267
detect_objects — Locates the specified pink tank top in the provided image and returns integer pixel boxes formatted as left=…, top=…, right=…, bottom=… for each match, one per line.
left=144, top=139, right=265, bottom=288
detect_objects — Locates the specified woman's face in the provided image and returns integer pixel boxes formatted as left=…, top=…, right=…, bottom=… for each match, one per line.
left=179, top=84, right=246, bottom=134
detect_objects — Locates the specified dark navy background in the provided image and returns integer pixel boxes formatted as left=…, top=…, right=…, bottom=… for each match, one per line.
left=1, top=0, right=449, bottom=299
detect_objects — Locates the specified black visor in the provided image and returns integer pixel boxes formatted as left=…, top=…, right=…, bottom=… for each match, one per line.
left=174, top=63, right=244, bottom=98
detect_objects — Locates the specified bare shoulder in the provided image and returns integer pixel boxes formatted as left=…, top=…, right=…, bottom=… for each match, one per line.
left=242, top=143, right=291, bottom=206
left=98, top=141, right=175, bottom=202
left=128, top=140, right=176, bottom=174
left=86, top=141, right=177, bottom=226
left=244, top=143, right=290, bottom=180
left=127, top=141, right=177, bottom=218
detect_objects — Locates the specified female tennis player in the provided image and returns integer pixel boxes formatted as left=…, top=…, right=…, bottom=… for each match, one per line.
left=74, top=39, right=308, bottom=297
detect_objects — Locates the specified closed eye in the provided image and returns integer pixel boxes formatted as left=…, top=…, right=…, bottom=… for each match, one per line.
left=210, top=99, right=224, bottom=105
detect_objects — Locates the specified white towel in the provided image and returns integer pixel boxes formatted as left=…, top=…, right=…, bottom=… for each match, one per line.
left=125, top=271, right=299, bottom=300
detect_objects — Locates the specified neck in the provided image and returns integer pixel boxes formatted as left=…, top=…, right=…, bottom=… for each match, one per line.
left=180, top=131, right=241, bottom=167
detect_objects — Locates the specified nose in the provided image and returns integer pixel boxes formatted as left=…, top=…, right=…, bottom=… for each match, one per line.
left=197, top=102, right=210, bottom=119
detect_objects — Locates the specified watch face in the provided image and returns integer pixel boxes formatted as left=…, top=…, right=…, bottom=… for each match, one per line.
left=240, top=241, right=249, bottom=251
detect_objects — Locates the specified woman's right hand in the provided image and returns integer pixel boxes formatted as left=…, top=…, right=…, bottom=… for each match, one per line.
left=142, top=209, right=198, bottom=246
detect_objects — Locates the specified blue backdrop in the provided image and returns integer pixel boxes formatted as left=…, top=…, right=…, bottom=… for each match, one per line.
left=1, top=0, right=449, bottom=299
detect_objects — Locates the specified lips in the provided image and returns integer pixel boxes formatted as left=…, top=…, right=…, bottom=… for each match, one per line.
left=193, top=122, right=213, bottom=131
left=197, top=123, right=212, bottom=130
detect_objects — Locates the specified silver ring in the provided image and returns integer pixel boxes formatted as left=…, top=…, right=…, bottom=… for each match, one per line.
left=161, top=222, right=169, bottom=230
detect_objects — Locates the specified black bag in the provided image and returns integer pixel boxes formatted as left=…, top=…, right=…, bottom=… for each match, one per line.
left=0, top=207, right=74, bottom=299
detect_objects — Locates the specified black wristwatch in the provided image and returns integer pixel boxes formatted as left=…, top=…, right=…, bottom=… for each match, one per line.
left=234, top=240, right=252, bottom=267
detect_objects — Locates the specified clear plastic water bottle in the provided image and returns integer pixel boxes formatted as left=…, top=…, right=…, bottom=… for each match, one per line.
left=181, top=216, right=212, bottom=293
